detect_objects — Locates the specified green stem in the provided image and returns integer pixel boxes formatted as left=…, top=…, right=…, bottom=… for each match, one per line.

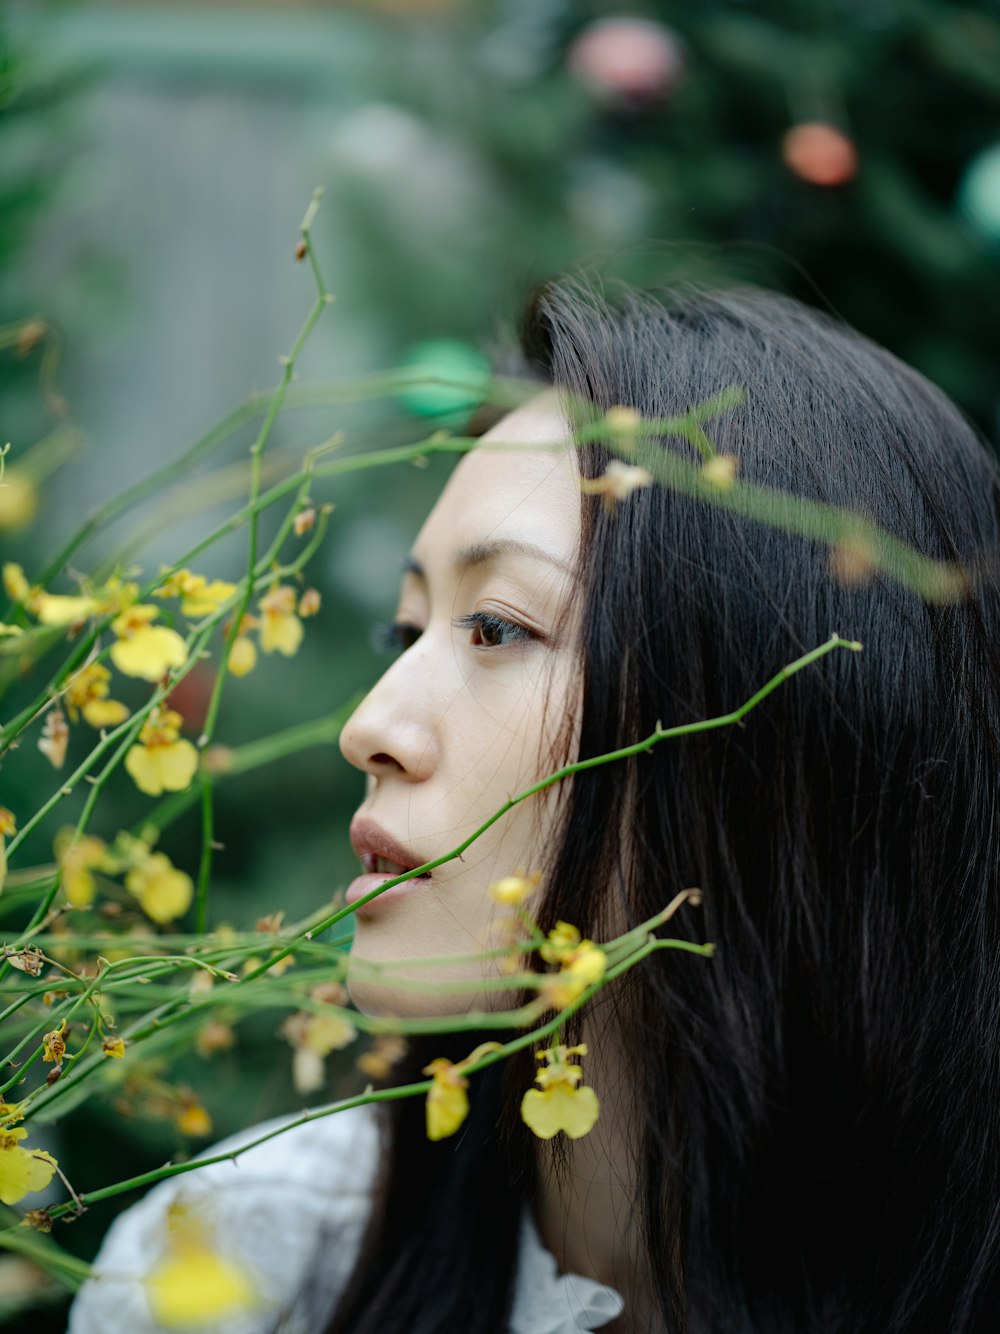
left=195, top=774, right=213, bottom=935
left=199, top=190, right=332, bottom=751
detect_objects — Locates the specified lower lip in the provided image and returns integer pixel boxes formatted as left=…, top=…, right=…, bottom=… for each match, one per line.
left=345, top=872, right=433, bottom=917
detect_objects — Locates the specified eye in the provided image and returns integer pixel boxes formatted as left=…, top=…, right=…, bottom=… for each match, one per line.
left=453, top=612, right=535, bottom=649
left=372, top=621, right=422, bottom=656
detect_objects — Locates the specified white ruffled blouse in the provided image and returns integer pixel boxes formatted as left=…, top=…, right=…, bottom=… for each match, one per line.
left=66, top=1104, right=624, bottom=1334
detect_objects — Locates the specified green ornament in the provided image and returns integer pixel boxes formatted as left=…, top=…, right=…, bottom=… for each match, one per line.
left=958, top=143, right=1000, bottom=242
left=396, top=339, right=491, bottom=419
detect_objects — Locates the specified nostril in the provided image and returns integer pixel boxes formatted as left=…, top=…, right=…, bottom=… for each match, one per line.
left=370, top=752, right=402, bottom=770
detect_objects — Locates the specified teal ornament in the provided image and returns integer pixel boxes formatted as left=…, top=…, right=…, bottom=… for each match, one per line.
left=396, top=340, right=491, bottom=420
left=957, top=143, right=1000, bottom=241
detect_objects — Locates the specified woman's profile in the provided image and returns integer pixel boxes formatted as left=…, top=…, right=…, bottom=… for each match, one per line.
left=69, top=280, right=1000, bottom=1334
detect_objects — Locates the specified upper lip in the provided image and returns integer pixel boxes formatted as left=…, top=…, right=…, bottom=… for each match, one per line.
left=349, top=816, right=431, bottom=877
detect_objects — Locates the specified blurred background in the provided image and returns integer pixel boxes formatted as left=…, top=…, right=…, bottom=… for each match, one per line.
left=2, top=0, right=999, bottom=1325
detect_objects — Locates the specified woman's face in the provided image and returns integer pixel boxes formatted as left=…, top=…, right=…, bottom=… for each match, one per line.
left=339, top=394, right=582, bottom=1016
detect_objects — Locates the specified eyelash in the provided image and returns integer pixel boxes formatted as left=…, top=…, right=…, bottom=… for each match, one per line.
left=373, top=612, right=535, bottom=656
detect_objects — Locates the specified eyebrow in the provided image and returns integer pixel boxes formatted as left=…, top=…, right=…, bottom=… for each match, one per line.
left=403, top=539, right=574, bottom=580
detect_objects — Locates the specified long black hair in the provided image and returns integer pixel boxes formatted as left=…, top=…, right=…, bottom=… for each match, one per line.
left=311, top=281, right=1000, bottom=1333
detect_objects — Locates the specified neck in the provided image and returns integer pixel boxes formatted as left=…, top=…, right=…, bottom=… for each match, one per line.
left=531, top=1024, right=658, bottom=1330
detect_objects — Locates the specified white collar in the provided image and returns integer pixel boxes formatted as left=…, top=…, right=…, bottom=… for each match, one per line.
left=510, top=1209, right=625, bottom=1333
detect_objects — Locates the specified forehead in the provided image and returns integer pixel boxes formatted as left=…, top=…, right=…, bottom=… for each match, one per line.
left=413, top=396, right=580, bottom=564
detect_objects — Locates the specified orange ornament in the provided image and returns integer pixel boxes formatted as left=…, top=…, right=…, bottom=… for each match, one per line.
left=781, top=123, right=858, bottom=187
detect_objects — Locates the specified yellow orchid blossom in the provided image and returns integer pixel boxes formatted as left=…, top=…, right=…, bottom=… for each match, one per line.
left=520, top=1043, right=600, bottom=1140
left=65, top=662, right=130, bottom=728
left=422, top=1041, right=503, bottom=1141
left=258, top=584, right=304, bottom=656
left=155, top=568, right=237, bottom=619
left=423, top=1058, right=470, bottom=1142
left=0, top=1103, right=58, bottom=1206
left=488, top=869, right=542, bottom=906
left=110, top=604, right=187, bottom=682
left=541, top=939, right=607, bottom=1011
left=125, top=849, right=193, bottom=925
left=124, top=708, right=199, bottom=797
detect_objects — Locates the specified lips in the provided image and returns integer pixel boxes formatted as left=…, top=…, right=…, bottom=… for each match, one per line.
left=349, top=816, right=432, bottom=880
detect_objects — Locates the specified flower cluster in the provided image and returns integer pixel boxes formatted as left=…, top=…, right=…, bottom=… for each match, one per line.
left=3, top=563, right=236, bottom=785
left=55, top=829, right=194, bottom=924
left=280, top=982, right=357, bottom=1095
left=226, top=581, right=321, bottom=678
left=154, top=569, right=236, bottom=619
left=538, top=921, right=607, bottom=1011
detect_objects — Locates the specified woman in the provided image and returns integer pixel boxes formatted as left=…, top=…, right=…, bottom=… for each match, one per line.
left=69, top=281, right=1000, bottom=1334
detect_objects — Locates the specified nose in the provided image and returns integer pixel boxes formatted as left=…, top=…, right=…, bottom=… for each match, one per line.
left=339, top=651, right=441, bottom=783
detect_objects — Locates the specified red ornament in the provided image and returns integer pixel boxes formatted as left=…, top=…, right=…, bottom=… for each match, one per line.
left=568, top=17, right=686, bottom=112
left=163, top=664, right=214, bottom=735
left=781, top=123, right=858, bottom=187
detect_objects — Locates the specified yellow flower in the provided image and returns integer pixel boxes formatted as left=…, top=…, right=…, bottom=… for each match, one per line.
left=520, top=1044, right=600, bottom=1141
left=422, top=1058, right=470, bottom=1141
left=489, top=869, right=541, bottom=907
left=700, top=453, right=739, bottom=490
left=101, top=1036, right=127, bottom=1059
left=2, top=562, right=29, bottom=603
left=174, top=1099, right=212, bottom=1138
left=539, top=921, right=582, bottom=964
left=56, top=831, right=109, bottom=908
left=541, top=940, right=607, bottom=1011
left=0, top=469, right=37, bottom=530
left=0, top=809, right=15, bottom=897
left=110, top=605, right=187, bottom=682
left=356, top=1034, right=407, bottom=1082
left=227, top=635, right=257, bottom=677
left=421, top=1041, right=503, bottom=1141
left=155, top=569, right=237, bottom=619
left=602, top=405, right=643, bottom=455
left=125, top=708, right=199, bottom=797
left=144, top=1202, right=258, bottom=1329
left=125, top=850, right=194, bottom=924
left=258, top=584, right=303, bottom=656
left=32, top=591, right=99, bottom=627
left=65, top=662, right=130, bottom=728
left=0, top=1104, right=58, bottom=1206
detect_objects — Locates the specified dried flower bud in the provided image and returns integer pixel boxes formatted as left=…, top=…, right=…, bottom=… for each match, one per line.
left=298, top=588, right=321, bottom=618
left=38, top=707, right=69, bottom=769
left=5, top=947, right=43, bottom=976
left=293, top=507, right=316, bottom=536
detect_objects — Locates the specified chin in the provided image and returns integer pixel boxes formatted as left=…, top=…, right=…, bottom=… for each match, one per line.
left=346, top=945, right=491, bottom=1021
